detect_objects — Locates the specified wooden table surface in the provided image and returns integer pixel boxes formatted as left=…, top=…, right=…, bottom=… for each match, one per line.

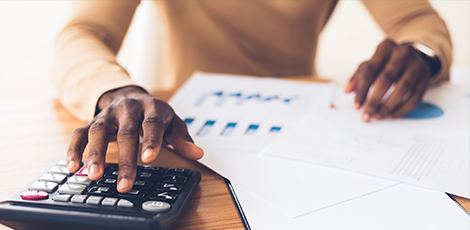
left=0, top=98, right=468, bottom=230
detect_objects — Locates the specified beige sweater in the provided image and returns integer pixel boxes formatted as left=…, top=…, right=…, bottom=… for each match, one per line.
left=52, top=1, right=452, bottom=122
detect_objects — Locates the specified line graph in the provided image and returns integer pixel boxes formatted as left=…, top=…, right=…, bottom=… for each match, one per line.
left=194, top=91, right=298, bottom=107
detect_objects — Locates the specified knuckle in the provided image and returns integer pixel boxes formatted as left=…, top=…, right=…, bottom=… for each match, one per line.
left=379, top=73, right=394, bottom=86
left=366, top=100, right=379, bottom=109
left=117, top=98, right=141, bottom=111
left=143, top=115, right=165, bottom=126
left=118, top=124, right=139, bottom=138
left=71, top=127, right=87, bottom=137
left=89, top=121, right=107, bottom=133
left=87, top=151, right=101, bottom=159
left=118, top=160, right=135, bottom=174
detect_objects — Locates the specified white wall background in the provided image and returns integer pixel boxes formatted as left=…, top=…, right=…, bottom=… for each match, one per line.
left=0, top=1, right=468, bottom=101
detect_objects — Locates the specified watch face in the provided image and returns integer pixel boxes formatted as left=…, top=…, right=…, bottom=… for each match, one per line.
left=413, top=42, right=435, bottom=58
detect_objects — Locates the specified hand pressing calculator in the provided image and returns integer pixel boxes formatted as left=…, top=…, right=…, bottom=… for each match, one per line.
left=0, top=160, right=201, bottom=230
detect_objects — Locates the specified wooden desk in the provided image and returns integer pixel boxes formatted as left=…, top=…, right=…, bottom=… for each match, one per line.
left=0, top=98, right=468, bottom=230
left=0, top=99, right=245, bottom=230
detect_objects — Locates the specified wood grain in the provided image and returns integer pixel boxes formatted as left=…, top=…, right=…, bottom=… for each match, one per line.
left=0, top=99, right=245, bottom=230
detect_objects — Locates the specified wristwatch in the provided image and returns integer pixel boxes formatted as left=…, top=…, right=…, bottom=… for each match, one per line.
left=408, top=42, right=441, bottom=78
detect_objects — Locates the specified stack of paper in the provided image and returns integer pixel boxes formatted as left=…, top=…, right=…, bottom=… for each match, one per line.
left=169, top=72, right=469, bottom=229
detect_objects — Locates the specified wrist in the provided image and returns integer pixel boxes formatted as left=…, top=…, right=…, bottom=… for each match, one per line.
left=97, top=86, right=148, bottom=112
left=406, top=42, right=441, bottom=78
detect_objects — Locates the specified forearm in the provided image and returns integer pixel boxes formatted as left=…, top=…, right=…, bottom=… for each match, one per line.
left=52, top=1, right=141, bottom=122
left=363, top=1, right=452, bottom=84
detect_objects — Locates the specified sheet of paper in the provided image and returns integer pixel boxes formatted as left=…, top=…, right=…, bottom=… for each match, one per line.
left=232, top=181, right=469, bottom=229
left=169, top=72, right=399, bottom=218
left=201, top=149, right=398, bottom=218
left=265, top=83, right=470, bottom=198
left=169, top=72, right=336, bottom=153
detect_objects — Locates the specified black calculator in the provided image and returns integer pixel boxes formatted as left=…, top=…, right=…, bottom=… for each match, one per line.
left=0, top=160, right=201, bottom=230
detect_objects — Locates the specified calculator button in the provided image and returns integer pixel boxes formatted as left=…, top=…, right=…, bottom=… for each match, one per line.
left=101, top=197, right=118, bottom=206
left=138, top=166, right=166, bottom=174
left=117, top=199, right=134, bottom=208
left=29, top=181, right=58, bottom=193
left=86, top=196, right=103, bottom=205
left=21, top=191, right=49, bottom=200
left=167, top=168, right=192, bottom=177
left=149, top=191, right=177, bottom=202
left=162, top=175, right=187, bottom=184
left=71, top=195, right=88, bottom=203
left=133, top=181, right=153, bottom=190
left=155, top=183, right=182, bottom=193
left=48, top=166, right=71, bottom=176
left=58, top=184, right=86, bottom=194
left=137, top=172, right=158, bottom=181
left=53, top=194, right=72, bottom=202
left=88, top=186, right=116, bottom=196
left=119, top=189, right=146, bottom=199
left=97, top=178, right=117, bottom=187
left=39, top=173, right=67, bottom=184
left=67, top=176, right=94, bottom=186
left=56, top=160, right=68, bottom=166
left=142, top=201, right=171, bottom=212
left=104, top=171, right=119, bottom=179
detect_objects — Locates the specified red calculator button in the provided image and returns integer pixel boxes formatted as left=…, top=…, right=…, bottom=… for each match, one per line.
left=21, top=191, right=49, bottom=200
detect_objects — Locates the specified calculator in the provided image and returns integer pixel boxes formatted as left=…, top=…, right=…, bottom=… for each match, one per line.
left=0, top=160, right=201, bottom=230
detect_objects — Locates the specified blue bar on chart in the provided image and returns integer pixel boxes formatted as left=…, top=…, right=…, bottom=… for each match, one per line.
left=184, top=118, right=195, bottom=126
left=270, top=126, right=282, bottom=133
left=245, top=124, right=259, bottom=135
left=221, top=122, right=237, bottom=136
left=197, top=120, right=216, bottom=136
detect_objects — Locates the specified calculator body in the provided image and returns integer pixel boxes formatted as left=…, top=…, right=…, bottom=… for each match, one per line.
left=0, top=161, right=201, bottom=230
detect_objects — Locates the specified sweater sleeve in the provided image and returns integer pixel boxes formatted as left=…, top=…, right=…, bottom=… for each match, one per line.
left=52, top=1, right=142, bottom=122
left=362, top=1, right=452, bottom=84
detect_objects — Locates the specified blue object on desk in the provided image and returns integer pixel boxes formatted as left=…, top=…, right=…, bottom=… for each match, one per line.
left=403, top=102, right=444, bottom=119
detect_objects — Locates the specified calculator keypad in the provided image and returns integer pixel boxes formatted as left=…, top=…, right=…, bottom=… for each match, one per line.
left=18, top=161, right=196, bottom=213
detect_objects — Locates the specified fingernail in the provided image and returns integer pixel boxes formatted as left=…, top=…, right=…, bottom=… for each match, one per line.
left=143, top=148, right=154, bottom=160
left=354, top=102, right=361, bottom=110
left=68, top=161, right=77, bottom=171
left=118, top=178, right=130, bottom=190
left=89, top=164, right=100, bottom=175
left=362, top=113, right=370, bottom=122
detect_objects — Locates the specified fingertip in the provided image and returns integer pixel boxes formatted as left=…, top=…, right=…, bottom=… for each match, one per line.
left=67, top=161, right=79, bottom=173
left=354, top=102, right=361, bottom=110
left=362, top=113, right=371, bottom=122
left=88, top=164, right=102, bottom=181
left=181, top=141, right=204, bottom=160
left=117, top=178, right=131, bottom=193
left=142, top=148, right=157, bottom=163
left=344, top=82, right=355, bottom=93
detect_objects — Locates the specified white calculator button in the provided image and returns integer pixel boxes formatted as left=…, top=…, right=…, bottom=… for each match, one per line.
left=48, top=166, right=72, bottom=176
left=29, top=181, right=58, bottom=193
left=117, top=199, right=134, bottom=208
left=71, top=195, right=88, bottom=203
left=39, top=173, right=67, bottom=184
left=53, top=194, right=72, bottom=202
left=86, top=196, right=103, bottom=205
left=67, top=176, right=94, bottom=186
left=56, top=160, right=68, bottom=166
left=58, top=184, right=86, bottom=194
left=101, top=197, right=118, bottom=206
left=142, top=201, right=171, bottom=212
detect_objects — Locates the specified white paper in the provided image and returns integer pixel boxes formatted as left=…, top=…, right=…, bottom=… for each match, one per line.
left=265, top=83, right=470, bottom=198
left=170, top=72, right=336, bottom=153
left=233, top=181, right=469, bottom=230
left=169, top=72, right=398, bottom=218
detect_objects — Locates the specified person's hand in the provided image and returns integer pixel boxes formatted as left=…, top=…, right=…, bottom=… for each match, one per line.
left=66, top=86, right=204, bottom=193
left=344, top=39, right=432, bottom=122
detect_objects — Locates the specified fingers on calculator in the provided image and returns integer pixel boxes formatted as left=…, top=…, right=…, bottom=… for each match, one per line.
left=1, top=160, right=201, bottom=230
